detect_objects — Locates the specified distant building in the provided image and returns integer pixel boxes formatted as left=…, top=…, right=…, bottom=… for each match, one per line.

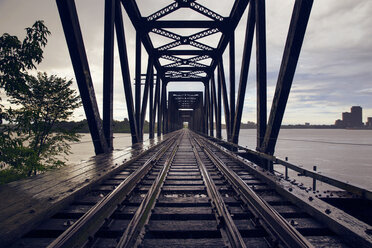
left=350, top=106, right=363, bottom=127
left=305, top=122, right=310, bottom=126
left=335, top=119, right=343, bottom=127
left=336, top=106, right=363, bottom=128
left=367, top=117, right=372, bottom=127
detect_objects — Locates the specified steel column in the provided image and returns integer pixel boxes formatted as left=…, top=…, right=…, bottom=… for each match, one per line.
left=209, top=79, right=214, bottom=136
left=135, top=32, right=141, bottom=141
left=229, top=33, right=235, bottom=138
left=261, top=0, right=313, bottom=155
left=115, top=1, right=138, bottom=144
left=211, top=74, right=218, bottom=138
left=217, top=70, right=222, bottom=139
left=56, top=0, right=108, bottom=154
left=256, top=0, right=267, bottom=150
left=153, top=74, right=160, bottom=136
left=157, top=78, right=162, bottom=136
left=218, top=60, right=231, bottom=141
left=149, top=68, right=154, bottom=139
left=203, top=83, right=208, bottom=134
left=232, top=1, right=256, bottom=144
left=205, top=82, right=213, bottom=136
left=140, top=58, right=153, bottom=140
left=161, top=82, right=167, bottom=134
left=102, top=0, right=115, bottom=150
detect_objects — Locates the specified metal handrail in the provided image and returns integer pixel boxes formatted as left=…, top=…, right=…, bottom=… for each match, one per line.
left=199, top=133, right=372, bottom=201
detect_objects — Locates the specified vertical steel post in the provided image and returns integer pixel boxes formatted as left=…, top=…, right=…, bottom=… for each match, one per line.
left=153, top=74, right=160, bottom=136
left=205, top=82, right=210, bottom=135
left=115, top=0, right=138, bottom=144
left=229, top=33, right=235, bottom=137
left=149, top=67, right=154, bottom=139
left=217, top=70, right=222, bottom=139
left=211, top=74, right=218, bottom=138
left=157, top=78, right=162, bottom=136
left=135, top=32, right=141, bottom=141
left=232, top=1, right=256, bottom=144
left=256, top=0, right=267, bottom=150
left=56, top=0, right=108, bottom=154
left=209, top=79, right=214, bottom=136
left=218, top=60, right=231, bottom=141
left=162, top=82, right=167, bottom=134
left=261, top=0, right=313, bottom=155
left=140, top=58, right=153, bottom=140
left=102, top=0, right=115, bottom=150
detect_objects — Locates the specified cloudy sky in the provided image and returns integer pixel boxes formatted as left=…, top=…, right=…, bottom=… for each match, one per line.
left=1, top=0, right=371, bottom=125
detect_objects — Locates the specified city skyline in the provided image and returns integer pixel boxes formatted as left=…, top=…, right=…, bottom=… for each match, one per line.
left=0, top=0, right=371, bottom=124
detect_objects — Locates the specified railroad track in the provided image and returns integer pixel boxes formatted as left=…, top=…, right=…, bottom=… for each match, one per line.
left=11, top=129, right=367, bottom=247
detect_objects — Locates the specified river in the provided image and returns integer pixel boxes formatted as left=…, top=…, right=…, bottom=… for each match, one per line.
left=68, top=129, right=372, bottom=191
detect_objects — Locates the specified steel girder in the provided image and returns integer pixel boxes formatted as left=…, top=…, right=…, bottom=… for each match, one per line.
left=57, top=0, right=313, bottom=159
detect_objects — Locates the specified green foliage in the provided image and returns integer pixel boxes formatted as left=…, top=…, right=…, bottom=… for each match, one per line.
left=0, top=20, right=50, bottom=95
left=0, top=21, right=81, bottom=182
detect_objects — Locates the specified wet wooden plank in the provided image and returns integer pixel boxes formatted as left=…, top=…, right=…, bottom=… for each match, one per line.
left=148, top=220, right=218, bottom=231
left=142, top=238, right=226, bottom=248
left=0, top=135, right=170, bottom=246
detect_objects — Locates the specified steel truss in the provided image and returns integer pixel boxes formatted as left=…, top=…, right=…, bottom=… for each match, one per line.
left=56, top=0, right=313, bottom=169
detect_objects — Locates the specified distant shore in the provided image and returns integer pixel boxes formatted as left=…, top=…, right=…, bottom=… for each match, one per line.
left=51, top=120, right=372, bottom=133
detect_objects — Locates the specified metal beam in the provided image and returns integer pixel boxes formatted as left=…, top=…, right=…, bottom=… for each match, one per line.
left=140, top=58, right=154, bottom=140
left=115, top=0, right=138, bottom=144
left=56, top=0, right=108, bottom=154
left=261, top=0, right=313, bottom=155
left=218, top=60, right=231, bottom=141
left=157, top=50, right=215, bottom=57
left=211, top=74, right=218, bottom=138
left=216, top=71, right=222, bottom=139
left=121, top=0, right=164, bottom=75
left=157, top=77, right=162, bottom=136
left=153, top=73, right=160, bottom=136
left=102, top=0, right=115, bottom=150
left=149, top=66, right=154, bottom=139
left=229, top=33, right=235, bottom=140
left=207, top=0, right=250, bottom=81
left=146, top=20, right=225, bottom=29
left=232, top=1, right=256, bottom=144
left=135, top=32, right=141, bottom=141
left=209, top=79, right=214, bottom=136
left=256, top=0, right=267, bottom=150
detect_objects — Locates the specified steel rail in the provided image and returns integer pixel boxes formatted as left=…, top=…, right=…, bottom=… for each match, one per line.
left=116, top=132, right=183, bottom=248
left=47, top=132, right=180, bottom=248
left=190, top=135, right=247, bottom=248
left=192, top=134, right=314, bottom=248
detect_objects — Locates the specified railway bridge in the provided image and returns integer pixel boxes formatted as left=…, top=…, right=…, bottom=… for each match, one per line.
left=1, top=0, right=372, bottom=247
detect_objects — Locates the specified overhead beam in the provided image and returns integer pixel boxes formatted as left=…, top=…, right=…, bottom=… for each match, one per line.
left=146, top=20, right=225, bottom=29
left=157, top=50, right=215, bottom=56
left=56, top=0, right=108, bottom=154
left=207, top=0, right=250, bottom=80
left=261, top=0, right=313, bottom=155
left=121, top=0, right=164, bottom=75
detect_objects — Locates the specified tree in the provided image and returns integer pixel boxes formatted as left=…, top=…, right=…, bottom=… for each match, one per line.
left=0, top=21, right=81, bottom=181
left=0, top=20, right=50, bottom=96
